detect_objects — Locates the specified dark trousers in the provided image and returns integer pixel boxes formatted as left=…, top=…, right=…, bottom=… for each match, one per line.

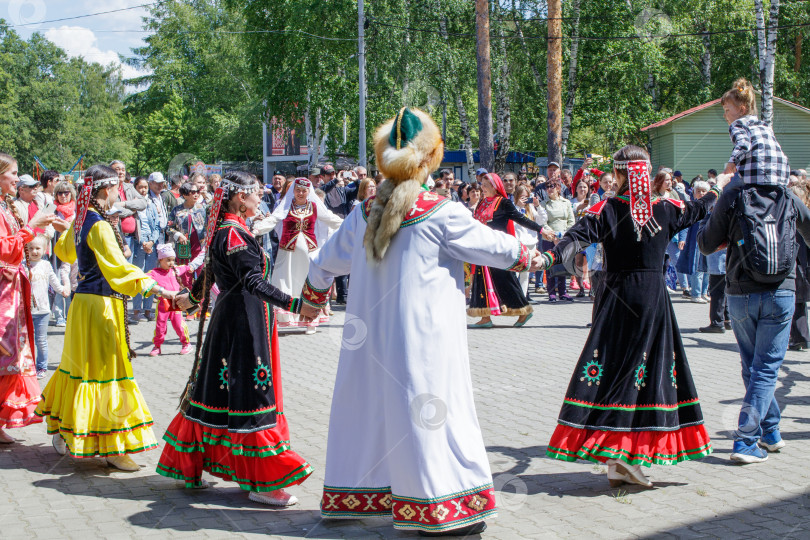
left=335, top=275, right=348, bottom=301
left=547, top=274, right=567, bottom=297
left=790, top=302, right=810, bottom=347
left=708, top=273, right=728, bottom=327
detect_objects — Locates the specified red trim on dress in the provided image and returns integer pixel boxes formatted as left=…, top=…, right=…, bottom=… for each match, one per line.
left=0, top=374, right=42, bottom=428
left=547, top=423, right=713, bottom=467
left=585, top=199, right=608, bottom=216
left=301, top=278, right=330, bottom=308
left=156, top=321, right=313, bottom=490
left=321, top=484, right=497, bottom=532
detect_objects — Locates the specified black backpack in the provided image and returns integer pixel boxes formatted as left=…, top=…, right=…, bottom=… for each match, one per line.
left=734, top=184, right=797, bottom=284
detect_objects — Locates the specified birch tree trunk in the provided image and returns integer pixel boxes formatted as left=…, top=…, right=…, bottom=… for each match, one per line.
left=561, top=0, right=582, bottom=159
left=699, top=26, right=711, bottom=87
left=754, top=0, right=780, bottom=125
left=493, top=4, right=511, bottom=173
left=456, top=92, right=476, bottom=178
left=439, top=16, right=475, bottom=178
left=304, top=97, right=316, bottom=168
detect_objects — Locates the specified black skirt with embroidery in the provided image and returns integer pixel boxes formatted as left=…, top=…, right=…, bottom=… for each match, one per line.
left=543, top=195, right=716, bottom=466
left=156, top=216, right=312, bottom=490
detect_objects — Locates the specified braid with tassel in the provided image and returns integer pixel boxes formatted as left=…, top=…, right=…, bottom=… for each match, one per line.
left=89, top=191, right=137, bottom=359
left=5, top=194, right=31, bottom=269
left=178, top=202, right=226, bottom=411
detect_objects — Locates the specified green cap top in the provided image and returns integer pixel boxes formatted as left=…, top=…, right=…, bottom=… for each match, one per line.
left=388, top=108, right=423, bottom=150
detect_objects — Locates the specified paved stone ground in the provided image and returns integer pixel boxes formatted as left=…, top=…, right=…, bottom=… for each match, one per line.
left=2, top=292, right=810, bottom=539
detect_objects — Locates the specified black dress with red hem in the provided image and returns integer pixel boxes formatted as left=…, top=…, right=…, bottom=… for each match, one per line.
left=467, top=197, right=542, bottom=317
left=543, top=194, right=716, bottom=467
left=156, top=214, right=313, bottom=490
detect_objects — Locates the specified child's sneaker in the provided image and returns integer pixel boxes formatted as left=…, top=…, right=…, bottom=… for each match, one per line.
left=149, top=347, right=161, bottom=357
left=56, top=319, right=66, bottom=328
left=36, top=370, right=47, bottom=380
left=180, top=344, right=193, bottom=355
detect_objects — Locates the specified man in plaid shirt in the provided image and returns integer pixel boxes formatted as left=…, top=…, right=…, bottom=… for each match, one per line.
left=724, top=114, right=790, bottom=186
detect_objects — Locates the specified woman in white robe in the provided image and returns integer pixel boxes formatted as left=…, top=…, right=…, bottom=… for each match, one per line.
left=251, top=178, right=341, bottom=333
left=302, top=193, right=533, bottom=534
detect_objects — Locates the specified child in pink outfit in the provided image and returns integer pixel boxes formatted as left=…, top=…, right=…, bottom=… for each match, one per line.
left=147, top=244, right=197, bottom=356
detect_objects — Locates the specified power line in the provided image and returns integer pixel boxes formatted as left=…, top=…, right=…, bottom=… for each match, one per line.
left=368, top=18, right=810, bottom=41
left=2, top=1, right=163, bottom=29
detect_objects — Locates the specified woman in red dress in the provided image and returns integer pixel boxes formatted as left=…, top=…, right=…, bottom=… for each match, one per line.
left=0, top=153, right=64, bottom=442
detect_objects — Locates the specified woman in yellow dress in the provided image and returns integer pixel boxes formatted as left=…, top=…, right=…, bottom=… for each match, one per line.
left=35, top=165, right=177, bottom=471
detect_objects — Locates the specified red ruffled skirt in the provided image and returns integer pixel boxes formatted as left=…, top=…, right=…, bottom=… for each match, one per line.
left=157, top=413, right=313, bottom=491
left=0, top=374, right=43, bottom=429
left=546, top=424, right=712, bottom=467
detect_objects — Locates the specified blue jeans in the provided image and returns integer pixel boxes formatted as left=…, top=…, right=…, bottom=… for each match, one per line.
left=52, top=292, right=71, bottom=324
left=689, top=272, right=709, bottom=298
left=131, top=243, right=157, bottom=312
left=727, top=290, right=795, bottom=446
left=122, top=234, right=135, bottom=263
left=32, top=313, right=50, bottom=372
left=666, top=243, right=689, bottom=288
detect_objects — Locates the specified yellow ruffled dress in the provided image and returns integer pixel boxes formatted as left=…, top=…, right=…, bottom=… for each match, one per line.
left=35, top=212, right=160, bottom=457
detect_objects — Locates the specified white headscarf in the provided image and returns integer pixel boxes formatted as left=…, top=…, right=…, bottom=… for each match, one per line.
left=269, top=178, right=335, bottom=247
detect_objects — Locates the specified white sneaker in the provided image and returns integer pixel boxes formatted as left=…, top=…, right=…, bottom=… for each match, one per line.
left=52, top=434, right=67, bottom=455
left=690, top=297, right=707, bottom=304
left=106, top=455, right=141, bottom=471
left=249, top=489, right=298, bottom=506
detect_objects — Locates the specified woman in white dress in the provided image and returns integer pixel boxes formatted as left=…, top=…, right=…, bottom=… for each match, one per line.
left=251, top=177, right=342, bottom=333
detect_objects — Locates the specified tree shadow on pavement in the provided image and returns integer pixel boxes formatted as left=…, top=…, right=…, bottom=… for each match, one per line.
left=29, top=470, right=410, bottom=538
left=637, top=488, right=810, bottom=539
left=487, top=444, right=687, bottom=497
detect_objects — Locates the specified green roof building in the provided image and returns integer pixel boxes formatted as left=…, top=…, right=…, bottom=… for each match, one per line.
left=641, top=96, right=810, bottom=181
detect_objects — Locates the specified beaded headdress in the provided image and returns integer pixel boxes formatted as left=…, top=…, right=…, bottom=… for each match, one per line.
left=74, top=175, right=119, bottom=246
left=614, top=160, right=661, bottom=241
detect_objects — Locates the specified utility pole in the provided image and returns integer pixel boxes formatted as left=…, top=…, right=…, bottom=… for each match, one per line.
left=547, top=0, right=562, bottom=167
left=475, top=0, right=494, bottom=172
left=358, top=0, right=367, bottom=167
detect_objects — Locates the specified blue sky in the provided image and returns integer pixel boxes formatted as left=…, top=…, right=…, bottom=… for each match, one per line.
left=0, top=0, right=152, bottom=79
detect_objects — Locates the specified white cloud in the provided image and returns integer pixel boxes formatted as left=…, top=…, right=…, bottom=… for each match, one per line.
left=44, top=25, right=148, bottom=82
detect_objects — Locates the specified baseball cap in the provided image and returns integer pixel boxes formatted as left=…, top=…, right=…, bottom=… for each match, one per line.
left=18, top=175, right=38, bottom=188
left=547, top=161, right=561, bottom=169
left=475, top=168, right=488, bottom=176
left=148, top=172, right=166, bottom=183
left=309, top=167, right=321, bottom=175
left=673, top=170, right=682, bottom=177
left=273, top=170, right=284, bottom=176
left=322, top=164, right=335, bottom=174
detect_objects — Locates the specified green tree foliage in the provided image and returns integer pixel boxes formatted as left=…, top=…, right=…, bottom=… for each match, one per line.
left=126, top=0, right=265, bottom=174
left=0, top=22, right=132, bottom=173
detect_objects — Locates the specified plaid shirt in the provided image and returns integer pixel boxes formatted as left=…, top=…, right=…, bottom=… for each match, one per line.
left=728, top=115, right=790, bottom=185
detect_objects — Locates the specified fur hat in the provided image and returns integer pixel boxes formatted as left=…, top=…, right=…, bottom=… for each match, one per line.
left=364, top=108, right=444, bottom=262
